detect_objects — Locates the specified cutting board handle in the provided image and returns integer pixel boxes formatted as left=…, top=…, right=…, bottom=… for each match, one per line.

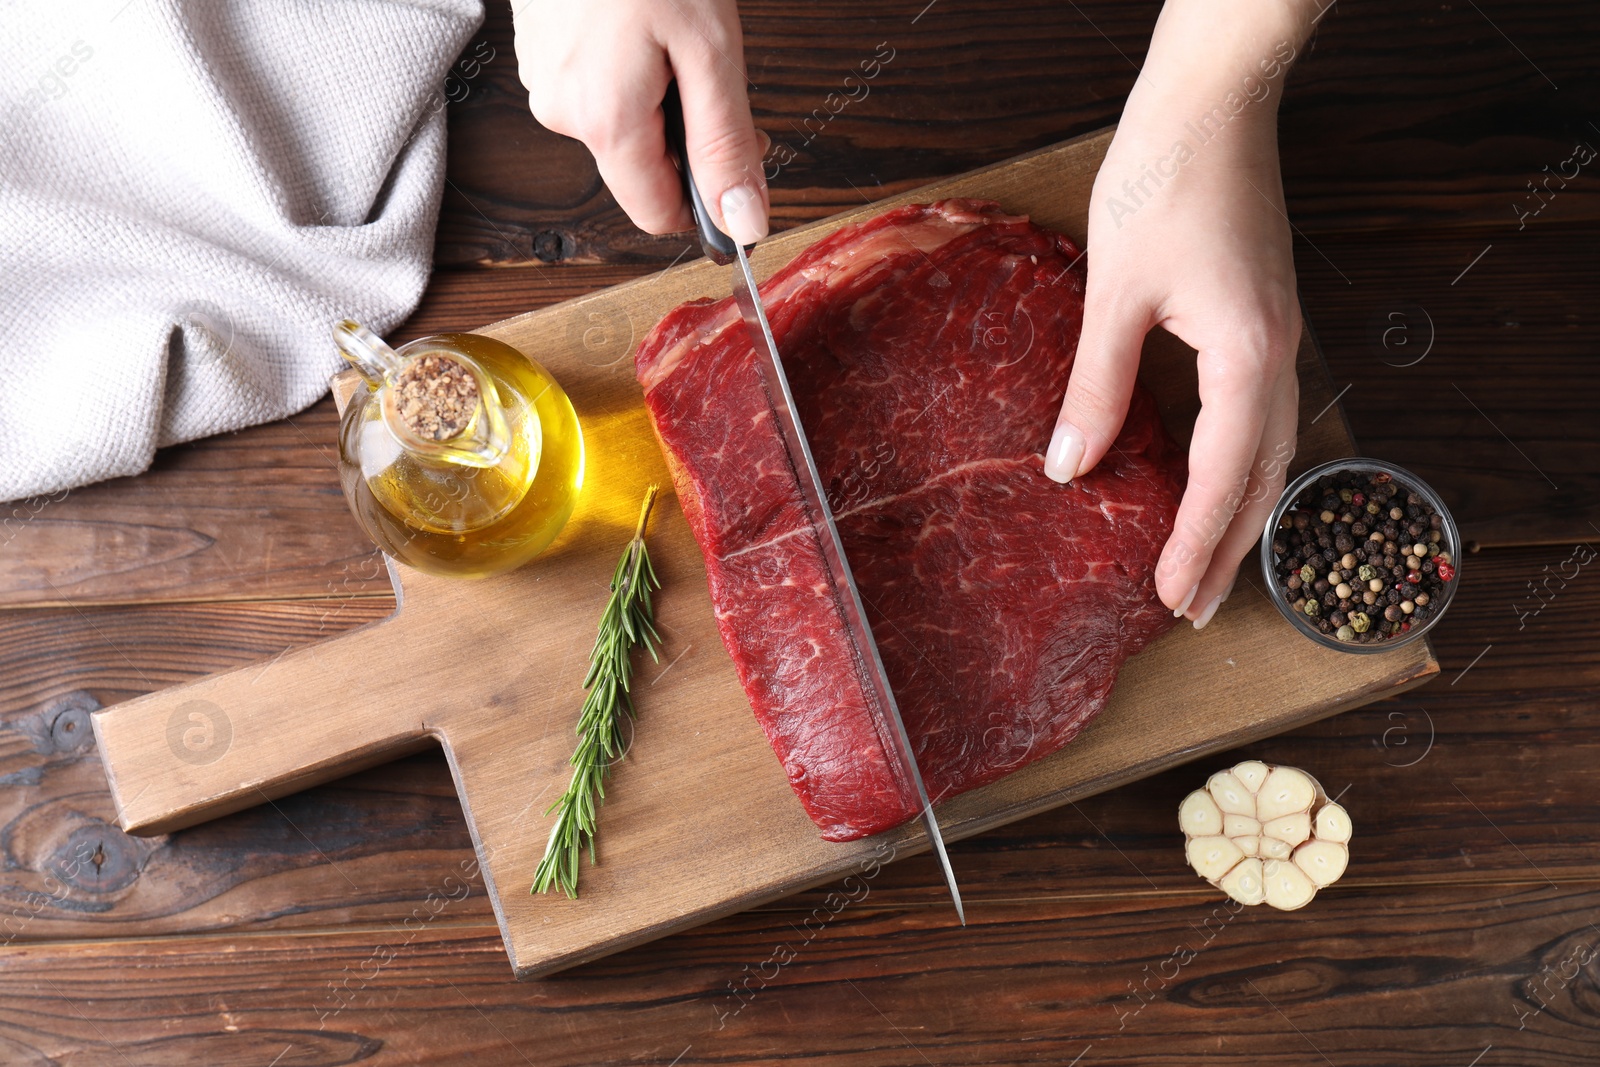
left=91, top=614, right=430, bottom=835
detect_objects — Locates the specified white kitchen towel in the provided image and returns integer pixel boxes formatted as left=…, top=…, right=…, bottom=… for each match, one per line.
left=0, top=0, right=485, bottom=503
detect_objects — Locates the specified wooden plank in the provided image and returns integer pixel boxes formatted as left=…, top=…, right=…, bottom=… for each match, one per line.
left=3, top=883, right=1598, bottom=1065
left=0, top=399, right=378, bottom=609
left=89, top=129, right=1435, bottom=978
left=1299, top=222, right=1600, bottom=548
left=0, top=600, right=394, bottom=717
left=435, top=0, right=1600, bottom=267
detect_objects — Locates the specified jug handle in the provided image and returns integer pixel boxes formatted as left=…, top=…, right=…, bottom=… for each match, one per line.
left=333, top=319, right=403, bottom=385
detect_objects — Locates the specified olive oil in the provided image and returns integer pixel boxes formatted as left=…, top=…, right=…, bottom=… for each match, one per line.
left=335, top=328, right=584, bottom=578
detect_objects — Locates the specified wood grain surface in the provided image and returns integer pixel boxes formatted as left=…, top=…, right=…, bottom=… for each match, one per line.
left=438, top=0, right=1600, bottom=265
left=3, top=0, right=1597, bottom=1059
left=3, top=885, right=1598, bottom=1066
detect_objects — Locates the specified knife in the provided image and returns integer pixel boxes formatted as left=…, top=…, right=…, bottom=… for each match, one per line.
left=661, top=82, right=964, bottom=924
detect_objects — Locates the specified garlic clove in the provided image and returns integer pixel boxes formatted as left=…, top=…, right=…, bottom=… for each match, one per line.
left=1293, top=840, right=1349, bottom=887
left=1220, top=857, right=1266, bottom=906
left=1206, top=771, right=1256, bottom=816
left=1262, top=858, right=1317, bottom=911
left=1255, top=765, right=1317, bottom=822
left=1179, top=789, right=1224, bottom=837
left=1260, top=836, right=1292, bottom=860
left=1315, top=802, right=1352, bottom=844
left=1263, top=812, right=1312, bottom=848
left=1186, top=835, right=1245, bottom=882
left=1233, top=760, right=1270, bottom=793
left=1223, top=813, right=1261, bottom=839
left=1234, top=835, right=1259, bottom=857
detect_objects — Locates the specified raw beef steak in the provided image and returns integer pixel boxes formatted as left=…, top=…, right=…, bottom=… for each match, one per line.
left=636, top=200, right=1185, bottom=841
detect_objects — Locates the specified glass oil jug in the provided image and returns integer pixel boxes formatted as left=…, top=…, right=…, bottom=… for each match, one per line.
left=332, top=320, right=585, bottom=578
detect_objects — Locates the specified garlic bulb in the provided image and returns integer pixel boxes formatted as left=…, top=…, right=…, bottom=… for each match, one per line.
left=1179, top=761, right=1351, bottom=910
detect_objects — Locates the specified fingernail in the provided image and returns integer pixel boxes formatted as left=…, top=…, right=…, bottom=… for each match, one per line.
left=755, top=128, right=772, bottom=156
left=1172, top=583, right=1199, bottom=618
left=720, top=183, right=768, bottom=246
left=1044, top=421, right=1085, bottom=484
left=1191, top=592, right=1225, bottom=631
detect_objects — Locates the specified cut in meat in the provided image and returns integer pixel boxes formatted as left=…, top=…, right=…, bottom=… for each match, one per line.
left=635, top=200, right=1186, bottom=841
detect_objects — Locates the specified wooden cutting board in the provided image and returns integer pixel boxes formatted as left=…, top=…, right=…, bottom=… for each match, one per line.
left=92, top=126, right=1438, bottom=979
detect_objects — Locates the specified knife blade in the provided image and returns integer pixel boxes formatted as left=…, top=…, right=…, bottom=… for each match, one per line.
left=662, top=82, right=963, bottom=923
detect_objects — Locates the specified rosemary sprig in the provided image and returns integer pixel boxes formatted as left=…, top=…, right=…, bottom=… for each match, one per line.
left=532, top=485, right=663, bottom=898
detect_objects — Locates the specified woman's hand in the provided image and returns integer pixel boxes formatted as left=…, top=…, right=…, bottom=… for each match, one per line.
left=1045, top=0, right=1317, bottom=628
left=511, top=0, right=768, bottom=244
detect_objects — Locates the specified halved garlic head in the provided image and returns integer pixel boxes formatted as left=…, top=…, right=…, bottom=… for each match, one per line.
left=1179, top=761, right=1351, bottom=910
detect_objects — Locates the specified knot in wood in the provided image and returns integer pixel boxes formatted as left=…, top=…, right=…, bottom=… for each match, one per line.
left=48, top=691, right=101, bottom=754
left=54, top=823, right=143, bottom=894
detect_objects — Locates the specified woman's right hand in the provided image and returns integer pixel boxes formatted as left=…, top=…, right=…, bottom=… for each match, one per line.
left=1045, top=0, right=1316, bottom=628
left=512, top=0, right=769, bottom=244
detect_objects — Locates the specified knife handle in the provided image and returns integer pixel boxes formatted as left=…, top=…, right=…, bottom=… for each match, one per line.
left=662, top=79, right=739, bottom=266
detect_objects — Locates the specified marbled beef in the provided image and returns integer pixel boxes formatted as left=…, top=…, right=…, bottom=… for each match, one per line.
left=635, top=200, right=1185, bottom=841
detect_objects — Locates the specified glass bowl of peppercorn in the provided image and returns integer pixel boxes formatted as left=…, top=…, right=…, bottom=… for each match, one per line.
left=1260, top=459, right=1460, bottom=653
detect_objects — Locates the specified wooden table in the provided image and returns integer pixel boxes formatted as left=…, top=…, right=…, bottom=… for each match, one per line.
left=3, top=2, right=1597, bottom=1062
